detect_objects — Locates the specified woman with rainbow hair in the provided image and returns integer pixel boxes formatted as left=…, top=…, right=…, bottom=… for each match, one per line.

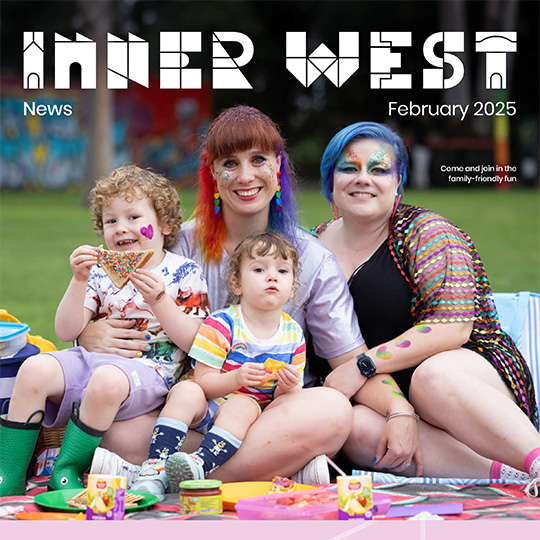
left=79, top=106, right=421, bottom=485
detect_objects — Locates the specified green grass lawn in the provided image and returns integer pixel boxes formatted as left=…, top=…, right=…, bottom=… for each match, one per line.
left=1, top=188, right=539, bottom=349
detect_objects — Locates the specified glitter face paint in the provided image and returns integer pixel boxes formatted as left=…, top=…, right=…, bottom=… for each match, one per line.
left=390, top=390, right=406, bottom=399
left=214, top=155, right=277, bottom=184
left=376, top=346, right=392, bottom=360
left=215, top=168, right=232, bottom=183
left=382, top=379, right=398, bottom=387
left=367, top=144, right=395, bottom=174
left=335, top=149, right=362, bottom=173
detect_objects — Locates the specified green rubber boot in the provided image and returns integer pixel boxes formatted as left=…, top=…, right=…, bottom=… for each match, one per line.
left=0, top=411, right=44, bottom=496
left=48, top=404, right=105, bottom=491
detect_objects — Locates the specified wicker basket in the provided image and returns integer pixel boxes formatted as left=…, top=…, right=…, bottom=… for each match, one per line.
left=35, top=426, right=65, bottom=455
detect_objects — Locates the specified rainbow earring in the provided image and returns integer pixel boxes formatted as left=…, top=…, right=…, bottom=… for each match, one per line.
left=331, top=201, right=340, bottom=220
left=276, top=171, right=282, bottom=213
left=391, top=193, right=401, bottom=221
left=213, top=180, right=221, bottom=219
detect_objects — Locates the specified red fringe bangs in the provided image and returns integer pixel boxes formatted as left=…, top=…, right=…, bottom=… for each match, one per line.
left=206, top=115, right=283, bottom=160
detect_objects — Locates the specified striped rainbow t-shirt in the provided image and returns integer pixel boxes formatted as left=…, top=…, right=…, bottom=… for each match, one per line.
left=189, top=304, right=306, bottom=406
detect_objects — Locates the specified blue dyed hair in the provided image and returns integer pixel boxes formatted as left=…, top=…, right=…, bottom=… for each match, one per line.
left=320, top=122, right=409, bottom=203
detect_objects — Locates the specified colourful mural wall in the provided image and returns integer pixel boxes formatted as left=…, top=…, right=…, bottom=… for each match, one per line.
left=0, top=76, right=212, bottom=189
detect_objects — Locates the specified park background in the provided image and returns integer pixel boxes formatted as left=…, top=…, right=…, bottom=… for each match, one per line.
left=1, top=0, right=539, bottom=351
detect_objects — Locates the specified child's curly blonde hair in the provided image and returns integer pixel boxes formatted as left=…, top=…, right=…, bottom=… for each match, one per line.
left=89, top=165, right=182, bottom=250
left=227, top=232, right=301, bottom=298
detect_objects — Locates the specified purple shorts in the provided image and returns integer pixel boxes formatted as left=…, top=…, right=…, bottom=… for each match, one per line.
left=43, top=347, right=169, bottom=428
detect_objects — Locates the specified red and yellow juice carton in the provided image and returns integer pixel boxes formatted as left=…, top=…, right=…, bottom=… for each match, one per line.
left=86, top=474, right=126, bottom=520
left=337, top=475, right=373, bottom=520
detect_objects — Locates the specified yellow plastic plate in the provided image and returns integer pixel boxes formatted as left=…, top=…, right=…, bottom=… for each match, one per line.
left=221, top=481, right=316, bottom=511
left=16, top=512, right=84, bottom=520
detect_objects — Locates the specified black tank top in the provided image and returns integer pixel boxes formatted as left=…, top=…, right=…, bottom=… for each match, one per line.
left=348, top=239, right=416, bottom=398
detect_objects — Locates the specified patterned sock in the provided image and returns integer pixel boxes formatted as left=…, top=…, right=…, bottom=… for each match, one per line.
left=148, top=418, right=188, bottom=462
left=491, top=461, right=531, bottom=482
left=524, top=448, right=540, bottom=478
left=194, top=426, right=242, bottom=476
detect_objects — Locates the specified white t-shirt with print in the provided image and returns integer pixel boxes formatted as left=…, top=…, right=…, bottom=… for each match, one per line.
left=84, top=250, right=210, bottom=387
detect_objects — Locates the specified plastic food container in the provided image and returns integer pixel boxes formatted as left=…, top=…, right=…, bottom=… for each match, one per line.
left=0, top=323, right=29, bottom=358
left=236, top=488, right=338, bottom=520
left=235, top=487, right=392, bottom=520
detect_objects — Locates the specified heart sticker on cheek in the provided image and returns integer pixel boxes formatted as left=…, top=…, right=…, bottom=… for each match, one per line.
left=140, top=224, right=154, bottom=240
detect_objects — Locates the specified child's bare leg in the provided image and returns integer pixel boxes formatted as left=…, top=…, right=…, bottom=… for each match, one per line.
left=79, top=365, right=130, bottom=430
left=160, top=380, right=208, bottom=426
left=7, top=354, right=65, bottom=422
left=213, top=394, right=261, bottom=440
left=0, top=354, right=65, bottom=496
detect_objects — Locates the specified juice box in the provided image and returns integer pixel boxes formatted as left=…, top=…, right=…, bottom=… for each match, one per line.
left=337, top=475, right=373, bottom=520
left=86, top=474, right=126, bottom=520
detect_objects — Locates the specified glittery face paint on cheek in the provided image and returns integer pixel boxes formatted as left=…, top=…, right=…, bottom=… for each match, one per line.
left=376, top=346, right=392, bottom=360
left=261, top=163, right=276, bottom=179
left=216, top=168, right=233, bottom=183
left=382, top=379, right=398, bottom=387
left=140, top=224, right=154, bottom=240
left=390, top=390, right=406, bottom=399
left=416, top=324, right=432, bottom=334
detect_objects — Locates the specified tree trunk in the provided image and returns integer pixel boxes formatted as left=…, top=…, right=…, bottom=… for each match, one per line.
left=78, top=0, right=114, bottom=203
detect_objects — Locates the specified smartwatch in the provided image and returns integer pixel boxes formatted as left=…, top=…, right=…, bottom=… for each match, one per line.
left=356, top=353, right=377, bottom=379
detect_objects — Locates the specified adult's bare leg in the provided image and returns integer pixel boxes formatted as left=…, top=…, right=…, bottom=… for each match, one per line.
left=410, top=348, right=540, bottom=471
left=342, top=404, right=493, bottom=478
left=206, top=387, right=353, bottom=482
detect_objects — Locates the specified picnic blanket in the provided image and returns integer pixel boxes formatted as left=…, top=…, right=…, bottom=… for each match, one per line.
left=0, top=474, right=538, bottom=520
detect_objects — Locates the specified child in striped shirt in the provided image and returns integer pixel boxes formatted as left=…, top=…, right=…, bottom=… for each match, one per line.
left=131, top=232, right=306, bottom=495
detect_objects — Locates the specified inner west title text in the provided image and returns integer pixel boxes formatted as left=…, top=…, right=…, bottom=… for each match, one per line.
left=23, top=31, right=517, bottom=91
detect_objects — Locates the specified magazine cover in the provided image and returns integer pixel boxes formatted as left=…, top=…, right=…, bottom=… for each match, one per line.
left=1, top=1, right=539, bottom=538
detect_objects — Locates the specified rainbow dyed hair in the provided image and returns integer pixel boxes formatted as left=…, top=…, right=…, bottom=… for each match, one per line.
left=320, top=122, right=409, bottom=204
left=194, top=106, right=298, bottom=263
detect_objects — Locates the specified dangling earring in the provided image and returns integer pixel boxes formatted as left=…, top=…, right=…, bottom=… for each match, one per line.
left=213, top=179, right=221, bottom=220
left=276, top=171, right=282, bottom=213
left=391, top=192, right=401, bottom=221
left=331, top=201, right=340, bottom=220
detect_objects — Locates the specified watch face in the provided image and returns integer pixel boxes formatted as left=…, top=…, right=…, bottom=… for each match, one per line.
left=358, top=356, right=376, bottom=377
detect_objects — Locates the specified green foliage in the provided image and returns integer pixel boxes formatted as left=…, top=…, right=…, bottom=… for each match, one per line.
left=1, top=189, right=538, bottom=349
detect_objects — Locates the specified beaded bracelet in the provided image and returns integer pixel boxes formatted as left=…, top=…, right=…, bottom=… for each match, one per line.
left=386, top=411, right=420, bottom=422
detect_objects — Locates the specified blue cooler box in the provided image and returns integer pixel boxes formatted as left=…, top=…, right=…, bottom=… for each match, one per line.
left=0, top=343, right=40, bottom=413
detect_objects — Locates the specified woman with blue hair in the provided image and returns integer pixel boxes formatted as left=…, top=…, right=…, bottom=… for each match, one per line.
left=314, top=121, right=540, bottom=493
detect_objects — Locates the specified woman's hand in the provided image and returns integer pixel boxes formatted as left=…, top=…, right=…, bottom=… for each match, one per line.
left=235, top=362, right=266, bottom=388
left=276, top=364, right=301, bottom=393
left=77, top=318, right=150, bottom=358
left=373, top=415, right=423, bottom=476
left=70, top=245, right=97, bottom=282
left=130, top=269, right=166, bottom=307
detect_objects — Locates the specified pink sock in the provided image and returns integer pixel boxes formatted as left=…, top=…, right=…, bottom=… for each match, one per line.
left=491, top=461, right=530, bottom=482
left=490, top=461, right=502, bottom=478
left=524, top=448, right=540, bottom=477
